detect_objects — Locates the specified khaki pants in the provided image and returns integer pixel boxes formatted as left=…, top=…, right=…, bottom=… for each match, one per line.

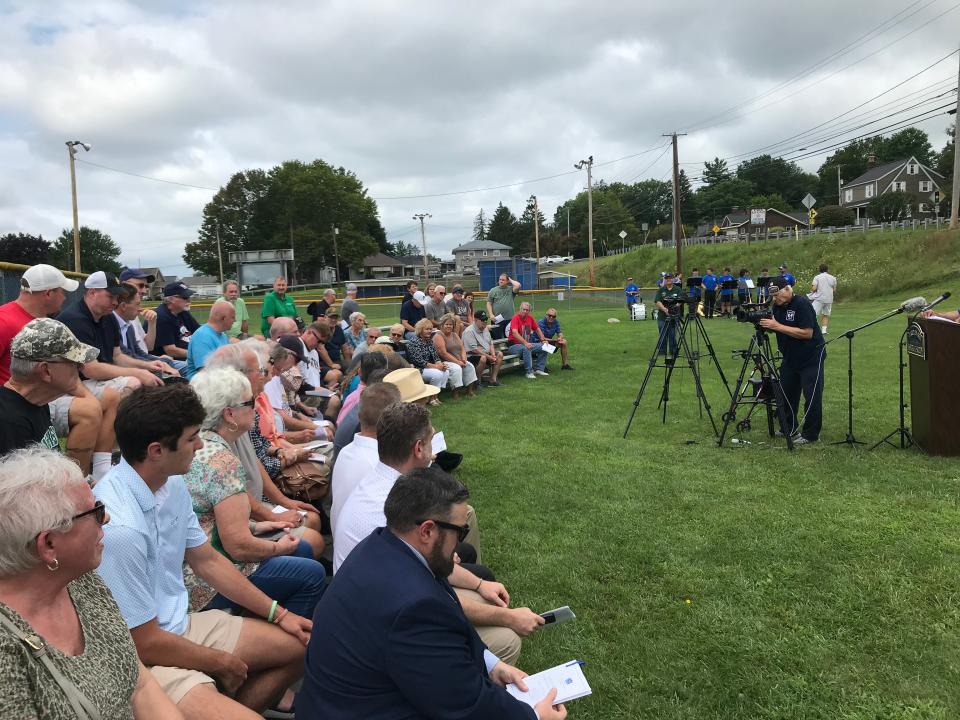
left=454, top=588, right=521, bottom=666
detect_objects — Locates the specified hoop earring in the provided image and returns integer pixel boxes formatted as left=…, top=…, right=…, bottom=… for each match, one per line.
left=226, top=421, right=239, bottom=433
left=46, top=558, right=59, bottom=572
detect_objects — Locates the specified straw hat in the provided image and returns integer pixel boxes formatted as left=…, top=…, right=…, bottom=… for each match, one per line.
left=384, top=367, right=440, bottom=403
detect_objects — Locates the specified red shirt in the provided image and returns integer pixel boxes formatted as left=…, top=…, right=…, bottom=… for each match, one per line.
left=0, top=301, right=36, bottom=384
left=508, top=314, right=540, bottom=345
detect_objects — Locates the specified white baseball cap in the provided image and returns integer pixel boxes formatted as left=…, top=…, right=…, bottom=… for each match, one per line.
left=413, top=291, right=427, bottom=303
left=20, top=264, right=79, bottom=292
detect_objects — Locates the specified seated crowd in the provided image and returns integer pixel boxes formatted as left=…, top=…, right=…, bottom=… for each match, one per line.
left=0, top=264, right=570, bottom=719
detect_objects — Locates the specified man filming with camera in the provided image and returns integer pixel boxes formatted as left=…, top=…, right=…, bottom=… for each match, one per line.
left=655, top=273, right=683, bottom=361
left=758, top=278, right=826, bottom=445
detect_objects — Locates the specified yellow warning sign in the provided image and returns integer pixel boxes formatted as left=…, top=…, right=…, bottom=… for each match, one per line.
left=712, top=224, right=720, bottom=234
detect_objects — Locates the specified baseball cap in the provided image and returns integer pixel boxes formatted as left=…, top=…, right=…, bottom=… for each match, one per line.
left=325, top=306, right=340, bottom=317
left=452, top=285, right=464, bottom=294
left=474, top=310, right=489, bottom=322
left=767, top=276, right=789, bottom=292
left=277, top=335, right=307, bottom=363
left=412, top=291, right=427, bottom=303
left=11, top=318, right=99, bottom=364
left=85, top=271, right=124, bottom=294
left=20, top=264, right=79, bottom=293
left=778, top=264, right=787, bottom=270
left=162, top=281, right=196, bottom=299
left=119, top=268, right=156, bottom=283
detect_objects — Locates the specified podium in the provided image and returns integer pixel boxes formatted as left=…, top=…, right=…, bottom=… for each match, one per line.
left=908, top=317, right=960, bottom=456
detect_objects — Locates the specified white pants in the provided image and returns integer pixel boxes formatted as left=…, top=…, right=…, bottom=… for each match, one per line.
left=812, top=300, right=832, bottom=316
left=443, top=361, right=478, bottom=389
left=422, top=367, right=450, bottom=388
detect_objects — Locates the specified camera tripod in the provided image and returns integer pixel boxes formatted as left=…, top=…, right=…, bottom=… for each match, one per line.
left=624, top=303, right=732, bottom=438
left=717, top=324, right=795, bottom=450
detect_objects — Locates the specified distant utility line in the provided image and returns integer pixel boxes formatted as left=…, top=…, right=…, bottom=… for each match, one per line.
left=75, top=158, right=219, bottom=191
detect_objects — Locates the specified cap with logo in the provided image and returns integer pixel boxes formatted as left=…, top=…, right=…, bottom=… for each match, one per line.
left=162, top=282, right=196, bottom=299
left=277, top=335, right=307, bottom=363
left=119, top=268, right=156, bottom=283
left=11, top=318, right=100, bottom=364
left=20, top=264, right=79, bottom=293
left=412, top=291, right=427, bottom=303
left=474, top=310, right=489, bottom=322
left=85, top=271, right=124, bottom=295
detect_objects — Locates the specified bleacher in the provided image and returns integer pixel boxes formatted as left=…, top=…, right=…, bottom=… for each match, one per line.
left=374, top=324, right=523, bottom=378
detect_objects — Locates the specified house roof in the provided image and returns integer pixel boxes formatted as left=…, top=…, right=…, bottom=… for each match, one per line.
left=361, top=253, right=404, bottom=267
left=845, top=157, right=946, bottom=187
left=721, top=208, right=808, bottom=228
left=451, top=239, right=512, bottom=252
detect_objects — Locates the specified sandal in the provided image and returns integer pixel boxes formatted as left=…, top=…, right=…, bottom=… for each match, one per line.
left=428, top=398, right=442, bottom=406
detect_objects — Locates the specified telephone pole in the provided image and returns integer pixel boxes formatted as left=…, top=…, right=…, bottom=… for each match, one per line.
left=65, top=140, right=91, bottom=272
left=950, top=45, right=960, bottom=229
left=663, top=132, right=687, bottom=276
left=574, top=156, right=594, bottom=285
left=331, top=224, right=340, bottom=283
left=215, top=221, right=224, bottom=285
left=529, top=195, right=541, bottom=289
left=413, top=213, right=432, bottom=280
left=837, top=165, right=843, bottom=205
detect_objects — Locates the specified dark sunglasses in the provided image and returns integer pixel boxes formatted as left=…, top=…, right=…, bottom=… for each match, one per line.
left=421, top=519, right=470, bottom=543
left=546, top=314, right=557, bottom=319
left=73, top=500, right=107, bottom=526
left=233, top=399, right=256, bottom=408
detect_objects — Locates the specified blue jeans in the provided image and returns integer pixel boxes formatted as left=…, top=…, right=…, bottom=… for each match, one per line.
left=656, top=317, right=678, bottom=355
left=206, top=540, right=326, bottom=618
left=507, top=343, right=547, bottom=373
left=161, top=357, right=188, bottom=377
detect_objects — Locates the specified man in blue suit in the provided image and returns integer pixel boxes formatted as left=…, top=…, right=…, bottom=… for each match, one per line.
left=298, top=467, right=567, bottom=720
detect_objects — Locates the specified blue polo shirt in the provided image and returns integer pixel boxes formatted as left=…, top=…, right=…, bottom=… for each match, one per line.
left=702, top=274, right=718, bottom=291
left=186, top=323, right=229, bottom=378
left=624, top=283, right=639, bottom=303
left=771, top=294, right=824, bottom=369
left=95, top=460, right=207, bottom=635
left=537, top=317, right=562, bottom=339
left=718, top=273, right=735, bottom=296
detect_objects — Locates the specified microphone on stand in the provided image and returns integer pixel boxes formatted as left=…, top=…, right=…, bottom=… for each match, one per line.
left=898, top=297, right=927, bottom=313
left=919, top=291, right=951, bottom=314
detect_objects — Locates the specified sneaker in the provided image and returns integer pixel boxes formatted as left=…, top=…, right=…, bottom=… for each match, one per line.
left=526, top=373, right=536, bottom=379
left=561, top=364, right=575, bottom=370
left=534, top=370, right=549, bottom=376
left=793, top=436, right=815, bottom=446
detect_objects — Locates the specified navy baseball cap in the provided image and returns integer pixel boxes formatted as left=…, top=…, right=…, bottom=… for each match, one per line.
left=162, top=281, right=196, bottom=299
left=120, top=268, right=155, bottom=283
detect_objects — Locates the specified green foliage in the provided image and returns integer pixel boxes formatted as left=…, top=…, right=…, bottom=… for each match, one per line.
left=749, top=193, right=791, bottom=213
left=472, top=209, right=487, bottom=243
left=936, top=123, right=955, bottom=178
left=0, top=232, right=51, bottom=266
left=485, top=203, right=519, bottom=250
left=388, top=240, right=418, bottom=257
left=183, top=161, right=385, bottom=280
left=607, top=179, right=672, bottom=229
left=50, top=227, right=121, bottom=274
left=814, top=205, right=855, bottom=227
left=678, top=169, right=697, bottom=224
left=694, top=178, right=756, bottom=220
left=702, top=157, right=732, bottom=186
left=736, top=154, right=817, bottom=205
left=866, top=190, right=917, bottom=222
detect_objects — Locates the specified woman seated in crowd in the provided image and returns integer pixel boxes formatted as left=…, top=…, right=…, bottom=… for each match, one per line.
left=344, top=311, right=367, bottom=351
left=433, top=312, right=478, bottom=399
left=185, top=368, right=326, bottom=620
left=336, top=351, right=389, bottom=424
left=404, top=318, right=449, bottom=404
left=0, top=448, right=182, bottom=720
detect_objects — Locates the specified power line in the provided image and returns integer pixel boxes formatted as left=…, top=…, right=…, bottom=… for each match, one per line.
left=75, top=158, right=219, bottom=191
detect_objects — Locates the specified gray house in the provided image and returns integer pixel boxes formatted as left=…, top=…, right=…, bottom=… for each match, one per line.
left=840, top=155, right=946, bottom=223
left=450, top=240, right=511, bottom=273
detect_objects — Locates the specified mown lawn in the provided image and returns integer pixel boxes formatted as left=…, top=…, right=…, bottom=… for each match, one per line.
left=430, top=291, right=960, bottom=719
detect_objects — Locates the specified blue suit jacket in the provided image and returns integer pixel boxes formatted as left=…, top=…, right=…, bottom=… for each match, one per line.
left=298, top=527, right=537, bottom=720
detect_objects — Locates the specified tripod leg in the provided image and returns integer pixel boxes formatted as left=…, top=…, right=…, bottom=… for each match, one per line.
left=694, top=315, right=733, bottom=398
left=624, top=317, right=672, bottom=438
left=679, top=326, right=719, bottom=435
left=717, top=336, right=758, bottom=446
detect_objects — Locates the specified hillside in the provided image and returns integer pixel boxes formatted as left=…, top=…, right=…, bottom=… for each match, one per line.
left=566, top=227, right=960, bottom=300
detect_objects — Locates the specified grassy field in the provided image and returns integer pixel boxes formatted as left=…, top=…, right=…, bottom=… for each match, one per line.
left=426, top=290, right=960, bottom=719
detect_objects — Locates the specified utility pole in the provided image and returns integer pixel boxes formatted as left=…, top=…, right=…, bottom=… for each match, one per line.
left=65, top=141, right=91, bottom=272
left=575, top=156, right=594, bottom=285
left=950, top=45, right=960, bottom=229
left=215, top=221, right=224, bottom=285
left=413, top=213, right=432, bottom=280
left=331, top=224, right=340, bottom=283
left=529, top=195, right=541, bottom=289
left=663, top=132, right=687, bottom=276
left=837, top=165, right=843, bottom=206
left=566, top=207, right=570, bottom=237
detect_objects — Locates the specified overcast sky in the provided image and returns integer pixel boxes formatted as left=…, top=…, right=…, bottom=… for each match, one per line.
left=1, top=0, right=957, bottom=277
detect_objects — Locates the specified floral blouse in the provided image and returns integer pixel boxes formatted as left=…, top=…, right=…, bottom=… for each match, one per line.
left=405, top=335, right=441, bottom=369
left=182, top=429, right=258, bottom=611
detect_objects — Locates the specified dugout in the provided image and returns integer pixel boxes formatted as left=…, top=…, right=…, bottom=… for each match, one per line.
left=478, top=258, right=538, bottom=291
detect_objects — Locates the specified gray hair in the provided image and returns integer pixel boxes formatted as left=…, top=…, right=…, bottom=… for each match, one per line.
left=349, top=311, right=365, bottom=326
left=205, top=343, right=252, bottom=373
left=189, top=367, right=252, bottom=431
left=222, top=280, right=239, bottom=293
left=323, top=288, right=336, bottom=298
left=520, top=301, right=531, bottom=311
left=9, top=357, right=40, bottom=379
left=0, top=447, right=86, bottom=577
left=239, top=338, right=270, bottom=369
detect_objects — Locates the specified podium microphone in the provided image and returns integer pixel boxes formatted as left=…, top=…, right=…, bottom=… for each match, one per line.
left=898, top=297, right=927, bottom=312
left=919, top=292, right=951, bottom=313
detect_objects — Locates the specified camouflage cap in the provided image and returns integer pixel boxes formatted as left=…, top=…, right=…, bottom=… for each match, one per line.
left=11, top=318, right=100, bottom=364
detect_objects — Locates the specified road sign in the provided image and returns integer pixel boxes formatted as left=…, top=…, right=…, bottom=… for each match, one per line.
left=641, top=222, right=649, bottom=231
left=802, top=193, right=817, bottom=209
left=618, top=230, right=627, bottom=239
left=712, top=224, right=720, bottom=234
left=808, top=208, right=817, bottom=219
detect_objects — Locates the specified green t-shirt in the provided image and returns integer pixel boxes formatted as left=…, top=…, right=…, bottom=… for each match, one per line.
left=219, top=296, right=250, bottom=337
left=486, top=285, right=517, bottom=321
left=260, top=291, right=298, bottom=335
left=655, top=285, right=683, bottom=308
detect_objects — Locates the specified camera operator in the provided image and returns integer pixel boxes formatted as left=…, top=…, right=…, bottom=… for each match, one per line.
left=758, top=279, right=826, bottom=445
left=655, top=273, right=683, bottom=359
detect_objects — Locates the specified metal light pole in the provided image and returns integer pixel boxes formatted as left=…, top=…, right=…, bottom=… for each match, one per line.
left=331, top=224, right=340, bottom=283
left=65, top=140, right=91, bottom=272
left=575, top=156, right=594, bottom=286
left=215, top=221, right=224, bottom=285
left=413, top=213, right=432, bottom=280
left=950, top=44, right=960, bottom=230
left=529, top=195, right=541, bottom=289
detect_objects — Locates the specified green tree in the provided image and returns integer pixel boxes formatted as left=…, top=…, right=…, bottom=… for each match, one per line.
left=736, top=155, right=816, bottom=203
left=472, top=209, right=487, bottom=242
left=814, top=205, right=854, bottom=228
left=749, top=193, right=791, bottom=213
left=485, top=203, right=519, bottom=250
left=517, top=199, right=548, bottom=255
left=936, top=123, right=954, bottom=178
left=551, top=190, right=638, bottom=257
left=388, top=240, right=418, bottom=257
left=678, top=169, right=697, bottom=224
left=702, top=157, right=731, bottom=186
left=694, top=178, right=755, bottom=221
left=866, top=190, right=917, bottom=222
left=880, top=127, right=932, bottom=166
left=607, top=179, right=672, bottom=228
left=50, top=227, right=121, bottom=274
left=0, top=233, right=51, bottom=266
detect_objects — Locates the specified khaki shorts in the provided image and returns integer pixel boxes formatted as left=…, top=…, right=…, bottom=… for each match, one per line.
left=48, top=378, right=133, bottom=436
left=812, top=300, right=832, bottom=317
left=149, top=610, right=244, bottom=705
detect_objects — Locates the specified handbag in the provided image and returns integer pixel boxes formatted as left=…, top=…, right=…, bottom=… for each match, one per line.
left=276, top=460, right=330, bottom=501
left=0, top=610, right=102, bottom=719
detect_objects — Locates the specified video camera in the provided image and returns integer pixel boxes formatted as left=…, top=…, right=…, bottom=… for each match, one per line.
left=735, top=302, right=773, bottom=324
left=660, top=291, right=692, bottom=319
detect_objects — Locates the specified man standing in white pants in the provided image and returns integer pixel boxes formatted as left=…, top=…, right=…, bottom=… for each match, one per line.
left=808, top=263, right=837, bottom=335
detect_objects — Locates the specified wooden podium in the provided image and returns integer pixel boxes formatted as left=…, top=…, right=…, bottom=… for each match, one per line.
left=908, top=317, right=960, bottom=456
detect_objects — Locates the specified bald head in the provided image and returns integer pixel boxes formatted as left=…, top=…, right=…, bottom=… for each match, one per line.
left=269, top=316, right=298, bottom=339
left=208, top=300, right=236, bottom=332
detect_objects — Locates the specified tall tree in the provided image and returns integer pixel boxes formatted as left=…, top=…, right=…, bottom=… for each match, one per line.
left=749, top=193, right=791, bottom=213
left=607, top=180, right=672, bottom=229
left=485, top=203, right=519, bottom=251
left=936, top=122, right=955, bottom=178
left=517, top=199, right=547, bottom=255
left=50, top=227, right=122, bottom=275
left=0, top=233, right=51, bottom=266
left=702, top=157, right=732, bottom=186
left=694, top=178, right=756, bottom=221
left=472, top=209, right=487, bottom=243
left=678, top=169, right=697, bottom=225
left=736, top=155, right=816, bottom=204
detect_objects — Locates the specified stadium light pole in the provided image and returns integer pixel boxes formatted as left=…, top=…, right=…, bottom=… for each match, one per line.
left=574, top=156, right=594, bottom=286
left=413, top=213, right=432, bottom=280
left=65, top=140, right=91, bottom=272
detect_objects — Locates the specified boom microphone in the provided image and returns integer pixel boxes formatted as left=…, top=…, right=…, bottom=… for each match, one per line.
left=920, top=291, right=951, bottom=313
left=899, top=297, right=927, bottom=312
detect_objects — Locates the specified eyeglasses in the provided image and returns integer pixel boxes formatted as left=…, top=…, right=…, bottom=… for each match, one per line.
left=255, top=367, right=269, bottom=377
left=233, top=399, right=256, bottom=408
left=72, top=501, right=107, bottom=526
left=390, top=332, right=403, bottom=338
left=546, top=314, right=557, bottom=319
left=420, top=519, right=470, bottom=543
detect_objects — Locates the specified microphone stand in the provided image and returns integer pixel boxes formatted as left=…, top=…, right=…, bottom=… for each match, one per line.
left=826, top=304, right=913, bottom=447
left=870, top=324, right=914, bottom=451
